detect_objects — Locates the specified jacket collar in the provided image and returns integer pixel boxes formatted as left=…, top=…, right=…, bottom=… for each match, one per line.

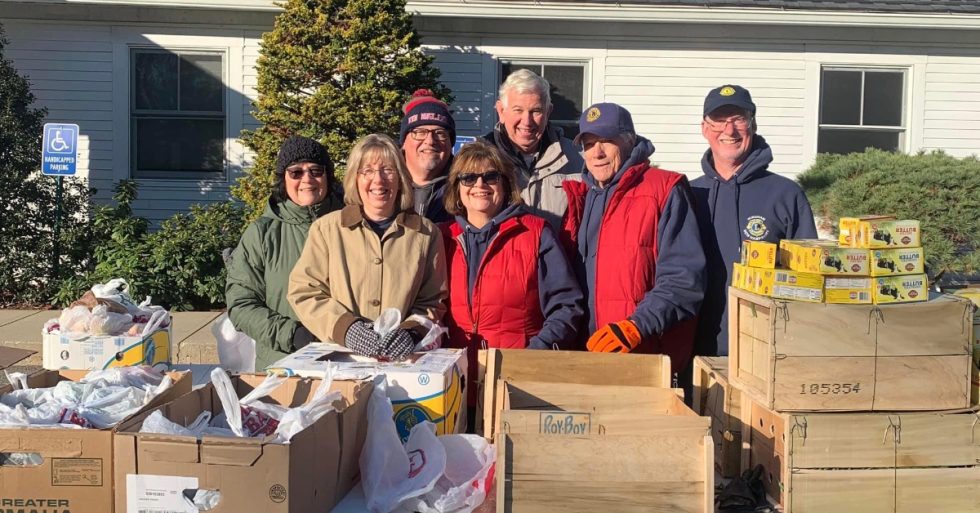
left=340, top=205, right=423, bottom=231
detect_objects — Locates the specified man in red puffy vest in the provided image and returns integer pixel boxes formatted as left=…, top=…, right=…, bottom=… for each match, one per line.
left=562, top=102, right=706, bottom=380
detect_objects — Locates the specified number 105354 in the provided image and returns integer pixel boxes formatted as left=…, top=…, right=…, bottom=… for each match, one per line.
left=799, top=383, right=862, bottom=395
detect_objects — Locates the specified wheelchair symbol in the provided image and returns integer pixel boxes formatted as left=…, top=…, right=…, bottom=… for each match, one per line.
left=50, top=130, right=70, bottom=152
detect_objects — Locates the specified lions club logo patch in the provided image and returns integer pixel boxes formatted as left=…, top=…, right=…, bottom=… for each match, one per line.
left=586, top=107, right=601, bottom=122
left=743, top=215, right=769, bottom=240
left=720, top=86, right=736, bottom=97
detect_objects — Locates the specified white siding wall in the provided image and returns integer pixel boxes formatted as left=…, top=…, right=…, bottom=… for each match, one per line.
left=2, top=19, right=261, bottom=224
left=922, top=56, right=980, bottom=157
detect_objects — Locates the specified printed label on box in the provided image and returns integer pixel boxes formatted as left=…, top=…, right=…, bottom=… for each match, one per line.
left=538, top=411, right=591, bottom=435
left=51, top=458, right=103, bottom=486
left=126, top=474, right=199, bottom=513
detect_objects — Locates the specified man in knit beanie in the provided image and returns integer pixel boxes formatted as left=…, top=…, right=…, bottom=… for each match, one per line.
left=399, top=89, right=457, bottom=223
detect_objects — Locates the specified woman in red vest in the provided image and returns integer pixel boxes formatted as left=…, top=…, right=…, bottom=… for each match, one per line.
left=441, top=141, right=584, bottom=414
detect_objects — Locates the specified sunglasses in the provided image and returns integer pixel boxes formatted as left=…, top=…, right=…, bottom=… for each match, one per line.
left=457, top=171, right=503, bottom=187
left=285, top=166, right=327, bottom=179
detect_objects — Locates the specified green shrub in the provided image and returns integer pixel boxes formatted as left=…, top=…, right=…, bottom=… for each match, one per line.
left=0, top=23, right=97, bottom=306
left=56, top=181, right=246, bottom=311
left=236, top=0, right=451, bottom=218
left=798, top=149, right=980, bottom=277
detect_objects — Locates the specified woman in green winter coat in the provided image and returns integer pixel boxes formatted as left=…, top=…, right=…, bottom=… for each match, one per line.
left=226, top=136, right=343, bottom=370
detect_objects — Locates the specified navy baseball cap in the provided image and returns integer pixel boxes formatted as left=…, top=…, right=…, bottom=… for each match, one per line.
left=574, top=102, right=635, bottom=145
left=703, top=84, right=756, bottom=116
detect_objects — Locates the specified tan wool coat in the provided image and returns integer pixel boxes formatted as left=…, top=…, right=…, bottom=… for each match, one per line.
left=288, top=205, right=448, bottom=345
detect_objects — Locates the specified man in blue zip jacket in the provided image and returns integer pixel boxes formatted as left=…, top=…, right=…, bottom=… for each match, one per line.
left=692, top=85, right=818, bottom=357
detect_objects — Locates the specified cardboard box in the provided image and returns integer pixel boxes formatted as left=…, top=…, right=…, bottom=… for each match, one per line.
left=873, top=274, right=928, bottom=304
left=692, top=356, right=741, bottom=478
left=268, top=344, right=465, bottom=441
left=0, top=347, right=190, bottom=513
left=732, top=263, right=747, bottom=291
left=824, top=277, right=874, bottom=304
left=479, top=349, right=671, bottom=440
left=740, top=240, right=777, bottom=269
left=728, top=287, right=973, bottom=411
left=770, top=269, right=823, bottom=303
left=870, top=247, right=925, bottom=276
left=495, top=381, right=712, bottom=513
left=42, top=326, right=173, bottom=371
left=113, top=374, right=371, bottom=513
left=857, top=219, right=921, bottom=248
left=801, top=243, right=870, bottom=275
left=739, top=393, right=980, bottom=512
left=838, top=215, right=895, bottom=246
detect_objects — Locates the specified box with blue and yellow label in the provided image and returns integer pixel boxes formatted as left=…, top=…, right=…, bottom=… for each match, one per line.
left=41, top=326, right=173, bottom=371
left=269, top=344, right=466, bottom=441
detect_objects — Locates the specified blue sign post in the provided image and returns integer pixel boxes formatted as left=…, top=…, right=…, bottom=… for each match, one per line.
left=41, top=122, right=79, bottom=281
left=42, top=123, right=79, bottom=176
left=453, top=135, right=477, bottom=155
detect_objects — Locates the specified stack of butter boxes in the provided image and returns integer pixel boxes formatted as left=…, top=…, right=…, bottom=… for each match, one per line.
left=733, top=215, right=926, bottom=304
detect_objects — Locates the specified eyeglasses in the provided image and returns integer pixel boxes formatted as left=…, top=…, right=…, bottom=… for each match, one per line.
left=409, top=128, right=450, bottom=142
left=704, top=115, right=752, bottom=133
left=285, top=165, right=327, bottom=179
left=457, top=171, right=503, bottom=187
left=356, top=167, right=397, bottom=179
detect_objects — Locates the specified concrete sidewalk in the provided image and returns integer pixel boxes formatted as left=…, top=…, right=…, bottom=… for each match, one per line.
left=0, top=309, right=224, bottom=367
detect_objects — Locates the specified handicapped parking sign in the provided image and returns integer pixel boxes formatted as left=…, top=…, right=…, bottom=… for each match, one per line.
left=42, top=123, right=79, bottom=176
left=453, top=135, right=477, bottom=155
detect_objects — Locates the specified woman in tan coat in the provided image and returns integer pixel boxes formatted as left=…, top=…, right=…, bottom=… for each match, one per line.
left=288, top=134, right=448, bottom=360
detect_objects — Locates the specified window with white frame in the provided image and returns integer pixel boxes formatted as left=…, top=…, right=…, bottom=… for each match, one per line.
left=131, top=49, right=226, bottom=179
left=818, top=67, right=906, bottom=154
left=499, top=61, right=587, bottom=138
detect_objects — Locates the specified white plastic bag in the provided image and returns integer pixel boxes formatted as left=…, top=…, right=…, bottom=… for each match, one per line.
left=273, top=364, right=342, bottom=442
left=211, top=313, right=256, bottom=373
left=408, top=435, right=495, bottom=513
left=372, top=308, right=446, bottom=354
left=58, top=305, right=92, bottom=339
left=88, top=304, right=134, bottom=336
left=361, top=378, right=446, bottom=513
left=91, top=278, right=140, bottom=314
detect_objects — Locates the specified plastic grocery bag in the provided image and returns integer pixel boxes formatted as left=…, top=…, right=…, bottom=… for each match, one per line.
left=372, top=308, right=447, bottom=353
left=139, top=410, right=236, bottom=439
left=91, top=278, right=140, bottom=314
left=407, top=435, right=496, bottom=513
left=211, top=313, right=256, bottom=373
left=88, top=304, right=134, bottom=336
left=361, top=378, right=446, bottom=513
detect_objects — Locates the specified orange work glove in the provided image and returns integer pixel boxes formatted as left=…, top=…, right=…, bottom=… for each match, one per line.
left=586, top=320, right=642, bottom=353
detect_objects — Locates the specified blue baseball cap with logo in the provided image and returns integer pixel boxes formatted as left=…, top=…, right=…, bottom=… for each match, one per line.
left=703, top=84, right=756, bottom=116
left=574, top=102, right=635, bottom=145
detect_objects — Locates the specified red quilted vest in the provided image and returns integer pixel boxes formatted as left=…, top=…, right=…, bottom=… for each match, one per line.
left=441, top=213, right=546, bottom=406
left=561, top=162, right=698, bottom=375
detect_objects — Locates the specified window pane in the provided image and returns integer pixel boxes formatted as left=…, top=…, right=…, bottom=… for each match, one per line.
left=543, top=65, right=584, bottom=123
left=863, top=72, right=903, bottom=127
left=551, top=120, right=579, bottom=139
left=501, top=62, right=541, bottom=80
left=134, top=52, right=178, bottom=111
left=817, top=128, right=900, bottom=154
left=135, top=118, right=224, bottom=173
left=820, top=70, right=861, bottom=125
left=180, top=54, right=223, bottom=112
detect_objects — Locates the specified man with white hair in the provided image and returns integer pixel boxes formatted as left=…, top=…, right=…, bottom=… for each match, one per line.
left=483, top=69, right=583, bottom=228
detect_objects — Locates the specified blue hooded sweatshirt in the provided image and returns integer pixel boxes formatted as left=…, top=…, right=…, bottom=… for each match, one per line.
left=691, top=134, right=817, bottom=356
left=454, top=203, right=584, bottom=349
left=576, top=137, right=706, bottom=340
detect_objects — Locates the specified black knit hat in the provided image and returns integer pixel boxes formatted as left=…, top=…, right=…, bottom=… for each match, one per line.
left=399, top=89, right=456, bottom=146
left=275, top=135, right=333, bottom=176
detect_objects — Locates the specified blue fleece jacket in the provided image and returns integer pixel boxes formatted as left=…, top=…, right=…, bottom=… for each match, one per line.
left=455, top=203, right=584, bottom=349
left=576, top=137, right=706, bottom=339
left=413, top=175, right=452, bottom=223
left=691, top=135, right=817, bottom=356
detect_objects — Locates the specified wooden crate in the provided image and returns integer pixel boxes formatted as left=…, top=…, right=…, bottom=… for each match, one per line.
left=729, top=287, right=973, bottom=411
left=692, top=356, right=742, bottom=477
left=478, top=349, right=671, bottom=439
left=740, top=393, right=980, bottom=513
left=495, top=381, right=712, bottom=513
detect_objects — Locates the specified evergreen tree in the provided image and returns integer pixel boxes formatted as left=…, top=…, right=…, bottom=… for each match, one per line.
left=237, top=0, right=450, bottom=216
left=0, top=23, right=95, bottom=305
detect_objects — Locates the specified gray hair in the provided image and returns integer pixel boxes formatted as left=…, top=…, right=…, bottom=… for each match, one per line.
left=498, top=69, right=552, bottom=109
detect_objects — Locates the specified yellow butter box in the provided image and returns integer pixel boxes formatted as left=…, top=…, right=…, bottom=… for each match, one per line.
left=870, top=247, right=925, bottom=276
left=799, top=242, right=870, bottom=275
left=839, top=215, right=895, bottom=246
left=740, top=240, right=777, bottom=269
left=771, top=269, right=824, bottom=302
left=731, top=263, right=747, bottom=291
left=824, top=277, right=873, bottom=304
left=873, top=274, right=928, bottom=304
left=754, top=268, right=775, bottom=296
left=779, top=239, right=822, bottom=270
left=858, top=219, right=921, bottom=248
